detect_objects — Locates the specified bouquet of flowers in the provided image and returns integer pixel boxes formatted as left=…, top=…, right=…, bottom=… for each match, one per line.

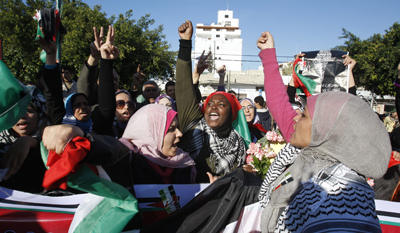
left=245, top=130, right=286, bottom=179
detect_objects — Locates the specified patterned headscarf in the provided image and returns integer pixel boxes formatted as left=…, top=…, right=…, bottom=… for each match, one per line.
left=62, top=93, right=92, bottom=133
left=155, top=94, right=176, bottom=111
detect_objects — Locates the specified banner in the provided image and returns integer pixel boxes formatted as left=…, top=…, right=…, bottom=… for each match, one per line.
left=2, top=185, right=400, bottom=232
left=298, top=50, right=349, bottom=94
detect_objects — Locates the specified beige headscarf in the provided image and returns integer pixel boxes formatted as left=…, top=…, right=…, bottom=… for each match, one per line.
left=262, top=91, right=391, bottom=232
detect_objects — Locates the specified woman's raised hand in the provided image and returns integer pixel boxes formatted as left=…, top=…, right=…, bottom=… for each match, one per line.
left=257, top=31, right=274, bottom=50
left=100, top=25, right=119, bottom=60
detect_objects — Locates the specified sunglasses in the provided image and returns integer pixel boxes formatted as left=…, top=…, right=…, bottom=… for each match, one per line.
left=116, top=100, right=135, bottom=109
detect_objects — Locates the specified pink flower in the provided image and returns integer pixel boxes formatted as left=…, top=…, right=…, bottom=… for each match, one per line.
left=246, top=155, right=254, bottom=165
left=255, top=150, right=264, bottom=160
left=277, top=135, right=284, bottom=142
left=266, top=151, right=277, bottom=158
left=266, top=131, right=278, bottom=141
left=246, top=142, right=261, bottom=155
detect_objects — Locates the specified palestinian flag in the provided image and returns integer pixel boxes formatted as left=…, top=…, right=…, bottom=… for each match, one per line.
left=292, top=58, right=317, bottom=97
left=233, top=108, right=252, bottom=148
left=41, top=137, right=139, bottom=233
left=33, top=8, right=66, bottom=63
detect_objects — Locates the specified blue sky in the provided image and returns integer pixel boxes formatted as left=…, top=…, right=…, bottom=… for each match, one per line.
left=86, top=0, right=400, bottom=70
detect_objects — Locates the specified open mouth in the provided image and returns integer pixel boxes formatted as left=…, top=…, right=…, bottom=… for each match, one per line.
left=122, top=111, right=130, bottom=118
left=209, top=112, right=219, bottom=121
left=16, top=122, right=28, bottom=129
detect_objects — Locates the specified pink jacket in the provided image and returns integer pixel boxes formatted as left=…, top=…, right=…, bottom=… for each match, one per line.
left=259, top=48, right=297, bottom=141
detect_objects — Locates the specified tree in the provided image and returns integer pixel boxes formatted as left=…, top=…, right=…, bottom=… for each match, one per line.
left=112, top=11, right=176, bottom=86
left=334, top=22, right=400, bottom=96
left=0, top=0, right=51, bottom=84
left=0, top=0, right=176, bottom=87
left=60, top=0, right=109, bottom=74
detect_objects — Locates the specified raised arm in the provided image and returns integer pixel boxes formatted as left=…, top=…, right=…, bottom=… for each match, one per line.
left=176, top=20, right=203, bottom=132
left=92, top=25, right=119, bottom=136
left=342, top=54, right=357, bottom=95
left=217, top=65, right=226, bottom=92
left=192, top=50, right=211, bottom=85
left=128, top=64, right=145, bottom=103
left=38, top=32, right=65, bottom=125
left=77, top=27, right=103, bottom=105
left=258, top=31, right=297, bottom=141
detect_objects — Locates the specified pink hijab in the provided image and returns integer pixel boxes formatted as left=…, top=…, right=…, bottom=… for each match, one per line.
left=120, top=104, right=196, bottom=182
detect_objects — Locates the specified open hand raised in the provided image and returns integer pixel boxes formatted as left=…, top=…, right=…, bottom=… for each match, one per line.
left=37, top=27, right=57, bottom=56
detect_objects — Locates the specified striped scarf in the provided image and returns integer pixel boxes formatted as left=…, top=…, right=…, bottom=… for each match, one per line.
left=188, top=118, right=246, bottom=176
left=258, top=143, right=300, bottom=208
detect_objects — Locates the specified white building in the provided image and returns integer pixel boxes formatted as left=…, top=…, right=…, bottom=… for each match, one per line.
left=194, top=10, right=243, bottom=71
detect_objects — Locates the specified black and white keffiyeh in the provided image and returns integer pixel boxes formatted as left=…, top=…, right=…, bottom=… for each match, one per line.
left=188, top=118, right=246, bottom=176
left=275, top=163, right=381, bottom=232
left=258, top=143, right=300, bottom=208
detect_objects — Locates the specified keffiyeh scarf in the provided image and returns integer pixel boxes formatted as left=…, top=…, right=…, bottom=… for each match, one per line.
left=188, top=118, right=246, bottom=176
left=274, top=163, right=381, bottom=232
left=258, top=143, right=300, bottom=208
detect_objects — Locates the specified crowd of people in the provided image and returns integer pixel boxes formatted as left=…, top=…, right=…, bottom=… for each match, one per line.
left=0, top=17, right=399, bottom=232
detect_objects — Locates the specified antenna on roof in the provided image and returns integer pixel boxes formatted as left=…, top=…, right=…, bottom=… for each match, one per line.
left=227, top=0, right=229, bottom=10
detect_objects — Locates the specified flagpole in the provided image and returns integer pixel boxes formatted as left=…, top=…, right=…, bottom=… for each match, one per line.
left=56, top=0, right=62, bottom=67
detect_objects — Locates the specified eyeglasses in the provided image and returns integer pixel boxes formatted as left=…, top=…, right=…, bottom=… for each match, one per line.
left=242, top=105, right=254, bottom=110
left=116, top=100, right=135, bottom=109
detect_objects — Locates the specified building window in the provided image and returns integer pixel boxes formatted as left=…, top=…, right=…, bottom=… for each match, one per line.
left=219, top=57, right=221, bottom=59
left=216, top=29, right=220, bottom=31
left=208, top=38, right=211, bottom=40
left=217, top=46, right=219, bottom=50
left=225, top=15, right=229, bottom=18
left=204, top=28, right=211, bottom=31
left=216, top=35, right=220, bottom=38
left=227, top=29, right=235, bottom=32
left=225, top=21, right=231, bottom=26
